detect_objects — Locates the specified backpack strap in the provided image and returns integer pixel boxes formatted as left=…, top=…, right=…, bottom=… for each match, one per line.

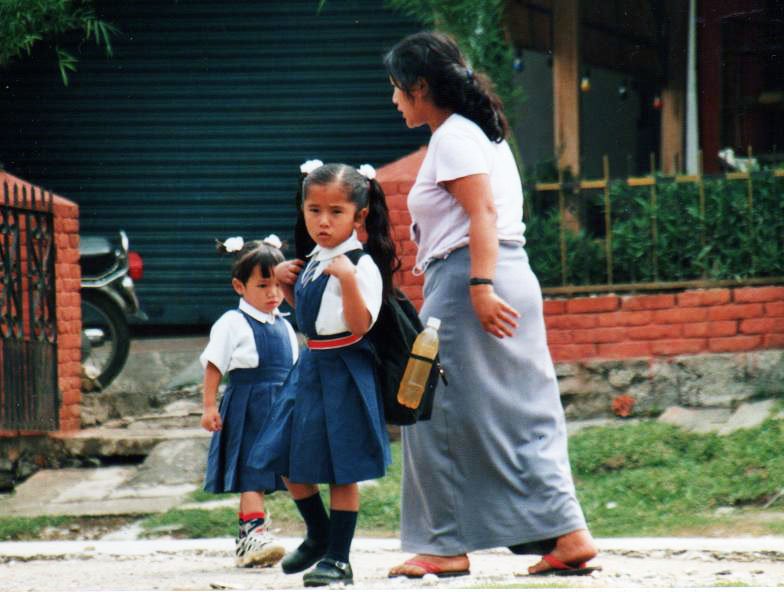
left=344, top=248, right=365, bottom=266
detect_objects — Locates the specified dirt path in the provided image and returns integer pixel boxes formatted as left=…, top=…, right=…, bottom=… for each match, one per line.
left=1, top=537, right=783, bottom=591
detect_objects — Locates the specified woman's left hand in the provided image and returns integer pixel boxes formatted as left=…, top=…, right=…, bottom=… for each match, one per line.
left=470, top=286, right=520, bottom=338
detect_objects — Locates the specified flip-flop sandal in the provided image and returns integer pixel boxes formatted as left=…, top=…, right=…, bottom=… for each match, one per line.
left=388, top=558, right=471, bottom=579
left=529, top=554, right=600, bottom=577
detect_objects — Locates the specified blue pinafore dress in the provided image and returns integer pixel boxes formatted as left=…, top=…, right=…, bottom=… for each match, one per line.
left=249, top=254, right=391, bottom=485
left=204, top=311, right=292, bottom=493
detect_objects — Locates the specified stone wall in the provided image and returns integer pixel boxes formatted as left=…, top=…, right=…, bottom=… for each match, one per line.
left=0, top=171, right=81, bottom=435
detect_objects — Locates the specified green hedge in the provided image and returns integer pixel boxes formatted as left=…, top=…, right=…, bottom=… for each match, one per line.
left=524, top=172, right=784, bottom=288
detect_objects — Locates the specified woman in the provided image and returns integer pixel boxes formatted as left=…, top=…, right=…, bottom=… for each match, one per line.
left=384, top=32, right=598, bottom=578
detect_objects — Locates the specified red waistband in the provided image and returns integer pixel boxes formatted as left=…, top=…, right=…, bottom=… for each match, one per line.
left=307, top=333, right=363, bottom=350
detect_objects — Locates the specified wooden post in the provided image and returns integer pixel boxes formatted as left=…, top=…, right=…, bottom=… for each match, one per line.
left=557, top=168, right=568, bottom=286
left=553, top=0, right=580, bottom=177
left=602, top=155, right=613, bottom=284
left=661, top=0, right=688, bottom=175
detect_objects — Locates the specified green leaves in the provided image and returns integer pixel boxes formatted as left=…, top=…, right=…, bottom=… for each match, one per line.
left=525, top=171, right=784, bottom=287
left=0, top=0, right=117, bottom=85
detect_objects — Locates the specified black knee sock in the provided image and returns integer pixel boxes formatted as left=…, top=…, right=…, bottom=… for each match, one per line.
left=325, top=509, right=357, bottom=564
left=294, top=493, right=330, bottom=543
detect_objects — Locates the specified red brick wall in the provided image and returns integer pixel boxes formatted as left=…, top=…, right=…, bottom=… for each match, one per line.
left=377, top=152, right=784, bottom=362
left=544, top=288, right=784, bottom=362
left=0, top=172, right=81, bottom=434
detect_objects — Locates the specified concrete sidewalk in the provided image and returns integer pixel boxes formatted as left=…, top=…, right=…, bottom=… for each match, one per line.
left=0, top=536, right=783, bottom=591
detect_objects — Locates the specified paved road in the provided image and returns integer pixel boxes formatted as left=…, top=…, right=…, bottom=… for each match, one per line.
left=1, top=536, right=783, bottom=591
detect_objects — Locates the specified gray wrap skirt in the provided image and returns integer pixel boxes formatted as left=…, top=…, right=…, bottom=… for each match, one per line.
left=400, top=244, right=587, bottom=555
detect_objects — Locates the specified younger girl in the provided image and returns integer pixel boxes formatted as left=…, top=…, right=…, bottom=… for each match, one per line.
left=250, top=162, right=397, bottom=587
left=200, top=235, right=299, bottom=568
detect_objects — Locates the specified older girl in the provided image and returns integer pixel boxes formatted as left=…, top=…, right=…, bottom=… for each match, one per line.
left=251, top=162, right=396, bottom=587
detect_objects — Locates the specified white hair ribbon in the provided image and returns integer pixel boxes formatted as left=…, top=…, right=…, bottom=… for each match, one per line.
left=300, top=159, right=324, bottom=175
left=223, top=236, right=244, bottom=253
left=358, top=163, right=376, bottom=180
left=262, top=234, right=282, bottom=249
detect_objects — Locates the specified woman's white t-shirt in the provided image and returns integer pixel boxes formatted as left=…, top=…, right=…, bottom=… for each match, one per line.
left=407, top=113, right=526, bottom=273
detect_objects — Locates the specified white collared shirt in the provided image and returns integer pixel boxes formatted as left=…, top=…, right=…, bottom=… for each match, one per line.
left=200, top=298, right=299, bottom=374
left=302, top=232, right=383, bottom=335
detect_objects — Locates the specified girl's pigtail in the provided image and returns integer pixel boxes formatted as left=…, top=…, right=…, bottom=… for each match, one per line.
left=294, top=172, right=316, bottom=260
left=363, top=178, right=400, bottom=298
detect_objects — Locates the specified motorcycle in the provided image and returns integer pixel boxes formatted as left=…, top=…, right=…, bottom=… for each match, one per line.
left=80, top=231, right=146, bottom=390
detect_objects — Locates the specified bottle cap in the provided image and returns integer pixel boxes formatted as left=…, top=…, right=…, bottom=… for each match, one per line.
left=426, top=317, right=441, bottom=330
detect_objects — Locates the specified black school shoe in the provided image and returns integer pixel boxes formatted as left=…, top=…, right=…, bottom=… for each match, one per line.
left=281, top=538, right=328, bottom=574
left=303, top=558, right=353, bottom=587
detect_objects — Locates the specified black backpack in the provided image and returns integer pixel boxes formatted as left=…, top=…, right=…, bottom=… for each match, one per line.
left=345, top=250, right=446, bottom=425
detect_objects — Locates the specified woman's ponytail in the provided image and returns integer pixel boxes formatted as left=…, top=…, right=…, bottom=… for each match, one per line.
left=384, top=31, right=509, bottom=143
left=460, top=70, right=508, bottom=143
left=364, top=178, right=400, bottom=299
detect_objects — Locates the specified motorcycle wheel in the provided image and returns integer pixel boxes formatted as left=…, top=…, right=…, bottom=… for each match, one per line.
left=81, top=290, right=130, bottom=390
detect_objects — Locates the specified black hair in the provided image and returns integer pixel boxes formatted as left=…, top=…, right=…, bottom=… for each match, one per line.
left=216, top=239, right=285, bottom=284
left=383, top=31, right=509, bottom=143
left=294, top=172, right=317, bottom=260
left=301, top=163, right=400, bottom=297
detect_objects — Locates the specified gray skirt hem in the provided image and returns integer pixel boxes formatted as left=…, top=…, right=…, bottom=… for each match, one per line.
left=400, top=519, right=588, bottom=556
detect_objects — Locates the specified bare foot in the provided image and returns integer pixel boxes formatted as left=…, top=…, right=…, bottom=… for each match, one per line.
left=527, top=529, right=597, bottom=575
left=388, top=554, right=470, bottom=577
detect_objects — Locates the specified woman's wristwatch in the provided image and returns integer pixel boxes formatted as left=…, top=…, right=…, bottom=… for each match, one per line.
left=469, top=277, right=493, bottom=286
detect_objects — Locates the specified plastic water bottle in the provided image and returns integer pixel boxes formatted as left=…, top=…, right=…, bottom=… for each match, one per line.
left=397, top=317, right=441, bottom=409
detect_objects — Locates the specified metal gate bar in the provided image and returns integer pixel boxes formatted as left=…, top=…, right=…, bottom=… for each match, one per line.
left=0, top=180, right=58, bottom=431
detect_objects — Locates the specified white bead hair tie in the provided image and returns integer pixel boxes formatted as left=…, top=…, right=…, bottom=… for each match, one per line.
left=262, top=234, right=282, bottom=249
left=300, top=159, right=324, bottom=175
left=358, top=163, right=376, bottom=180
left=223, top=236, right=244, bottom=253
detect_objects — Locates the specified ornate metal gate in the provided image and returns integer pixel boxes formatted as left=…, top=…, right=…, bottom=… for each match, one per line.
left=0, top=180, right=58, bottom=431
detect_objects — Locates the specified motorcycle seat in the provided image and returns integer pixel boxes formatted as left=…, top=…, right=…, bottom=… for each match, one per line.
left=80, top=236, right=114, bottom=258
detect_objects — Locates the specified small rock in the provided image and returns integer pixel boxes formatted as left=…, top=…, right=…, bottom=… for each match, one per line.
left=16, top=459, right=39, bottom=480
left=608, top=368, right=636, bottom=389
left=658, top=406, right=732, bottom=433
left=719, top=399, right=776, bottom=435
left=0, top=470, right=14, bottom=492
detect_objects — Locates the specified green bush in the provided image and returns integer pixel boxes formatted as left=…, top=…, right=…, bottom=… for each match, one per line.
left=525, top=172, right=784, bottom=287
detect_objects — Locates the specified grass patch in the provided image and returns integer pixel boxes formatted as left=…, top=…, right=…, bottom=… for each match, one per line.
left=0, top=516, right=72, bottom=540
left=141, top=419, right=784, bottom=539
left=142, top=507, right=238, bottom=538
left=570, top=419, right=784, bottom=536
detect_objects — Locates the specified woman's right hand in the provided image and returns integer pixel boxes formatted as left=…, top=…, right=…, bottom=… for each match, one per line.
left=275, top=259, right=304, bottom=285
left=201, top=405, right=222, bottom=432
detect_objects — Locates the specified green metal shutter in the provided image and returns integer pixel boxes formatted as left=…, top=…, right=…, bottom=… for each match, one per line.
left=0, top=0, right=426, bottom=325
